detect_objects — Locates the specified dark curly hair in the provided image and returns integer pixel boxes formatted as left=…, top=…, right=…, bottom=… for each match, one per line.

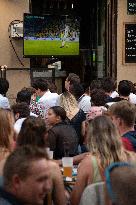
left=102, top=77, right=116, bottom=93
left=118, top=80, right=131, bottom=97
left=32, top=78, right=48, bottom=92
left=17, top=116, right=47, bottom=148
left=90, top=80, right=102, bottom=92
left=91, top=89, right=107, bottom=106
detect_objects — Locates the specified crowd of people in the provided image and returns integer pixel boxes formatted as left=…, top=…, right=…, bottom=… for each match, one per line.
left=0, top=74, right=136, bottom=205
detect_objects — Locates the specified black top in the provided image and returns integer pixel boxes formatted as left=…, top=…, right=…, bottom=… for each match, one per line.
left=48, top=122, right=78, bottom=159
left=105, top=95, right=113, bottom=103
left=69, top=109, right=86, bottom=144
left=112, top=97, right=128, bottom=102
left=0, top=187, right=24, bottom=205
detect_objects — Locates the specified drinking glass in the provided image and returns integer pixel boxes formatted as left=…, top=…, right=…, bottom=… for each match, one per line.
left=62, top=157, right=73, bottom=178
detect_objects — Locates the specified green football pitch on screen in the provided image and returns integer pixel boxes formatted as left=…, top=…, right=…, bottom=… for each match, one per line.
left=24, top=40, right=79, bottom=56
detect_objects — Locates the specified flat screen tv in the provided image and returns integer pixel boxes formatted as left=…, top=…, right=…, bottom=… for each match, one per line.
left=23, top=13, right=80, bottom=57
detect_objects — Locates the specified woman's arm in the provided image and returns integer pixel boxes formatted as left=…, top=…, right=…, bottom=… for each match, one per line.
left=70, top=155, right=93, bottom=205
left=50, top=161, right=66, bottom=205
left=55, top=152, right=89, bottom=167
left=73, top=152, right=89, bottom=165
left=82, top=120, right=89, bottom=145
left=81, top=121, right=86, bottom=137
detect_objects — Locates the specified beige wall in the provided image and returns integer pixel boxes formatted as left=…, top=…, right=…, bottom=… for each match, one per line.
left=117, top=0, right=136, bottom=83
left=0, top=0, right=30, bottom=104
left=7, top=70, right=30, bottom=105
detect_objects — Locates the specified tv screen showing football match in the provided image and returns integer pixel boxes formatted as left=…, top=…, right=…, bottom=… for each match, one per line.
left=23, top=13, right=80, bottom=56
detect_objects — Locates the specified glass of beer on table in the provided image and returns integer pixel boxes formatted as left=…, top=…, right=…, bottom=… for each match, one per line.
left=62, top=157, right=73, bottom=178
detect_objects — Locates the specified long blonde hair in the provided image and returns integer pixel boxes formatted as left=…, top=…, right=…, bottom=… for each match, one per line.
left=59, top=92, right=78, bottom=119
left=0, top=109, right=15, bottom=151
left=88, top=115, right=127, bottom=169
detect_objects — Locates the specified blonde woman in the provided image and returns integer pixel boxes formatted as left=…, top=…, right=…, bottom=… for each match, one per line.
left=71, top=115, right=136, bottom=205
left=0, top=109, right=15, bottom=175
left=59, top=92, right=87, bottom=152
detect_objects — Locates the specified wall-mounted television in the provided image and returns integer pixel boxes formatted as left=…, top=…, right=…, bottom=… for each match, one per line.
left=23, top=13, right=80, bottom=57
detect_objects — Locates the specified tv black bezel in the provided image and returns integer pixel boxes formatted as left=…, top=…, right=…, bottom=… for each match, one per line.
left=23, top=13, right=80, bottom=58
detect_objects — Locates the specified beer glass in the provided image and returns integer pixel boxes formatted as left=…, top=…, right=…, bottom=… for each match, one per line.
left=62, top=157, right=73, bottom=178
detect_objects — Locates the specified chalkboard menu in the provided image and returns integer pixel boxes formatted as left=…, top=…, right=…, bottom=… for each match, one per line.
left=125, top=23, right=136, bottom=63
left=128, top=0, right=136, bottom=14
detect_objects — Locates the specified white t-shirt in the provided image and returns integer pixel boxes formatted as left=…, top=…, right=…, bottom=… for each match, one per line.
left=30, top=112, right=38, bottom=117
left=14, top=113, right=37, bottom=134
left=129, top=93, right=136, bottom=104
left=110, top=91, right=119, bottom=98
left=78, top=95, right=91, bottom=114
left=38, top=91, right=59, bottom=116
left=0, top=94, right=10, bottom=109
left=110, top=91, right=136, bottom=104
left=14, top=118, right=26, bottom=134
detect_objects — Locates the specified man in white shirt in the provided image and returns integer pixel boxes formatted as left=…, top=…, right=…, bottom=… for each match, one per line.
left=111, top=91, right=136, bottom=104
left=129, top=92, right=136, bottom=104
left=0, top=78, right=10, bottom=109
left=32, top=79, right=59, bottom=117
left=70, top=83, right=91, bottom=114
left=110, top=80, right=136, bottom=105
left=11, top=102, right=30, bottom=134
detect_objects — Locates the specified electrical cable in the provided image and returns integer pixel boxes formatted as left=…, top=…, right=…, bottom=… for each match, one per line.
left=8, top=20, right=25, bottom=67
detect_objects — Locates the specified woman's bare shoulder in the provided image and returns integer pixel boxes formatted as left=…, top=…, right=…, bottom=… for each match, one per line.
left=78, top=153, right=93, bottom=170
left=48, top=160, right=62, bottom=178
left=49, top=160, right=60, bottom=170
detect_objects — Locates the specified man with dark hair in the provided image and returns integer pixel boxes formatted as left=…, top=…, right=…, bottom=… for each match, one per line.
left=70, top=83, right=91, bottom=114
left=11, top=102, right=30, bottom=134
left=101, top=77, right=116, bottom=102
left=32, top=79, right=48, bottom=94
left=16, top=89, right=42, bottom=117
left=65, top=73, right=80, bottom=92
left=16, top=89, right=32, bottom=105
left=11, top=102, right=30, bottom=120
left=113, top=80, right=131, bottom=102
left=109, top=101, right=136, bottom=152
left=32, top=79, right=58, bottom=116
left=0, top=146, right=51, bottom=205
left=102, top=77, right=115, bottom=96
left=90, top=79, right=102, bottom=92
left=0, top=78, right=10, bottom=109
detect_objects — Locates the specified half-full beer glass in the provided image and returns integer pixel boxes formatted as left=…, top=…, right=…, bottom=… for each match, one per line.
left=62, top=157, right=73, bottom=178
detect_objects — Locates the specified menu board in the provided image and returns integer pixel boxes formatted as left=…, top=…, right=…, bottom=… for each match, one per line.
left=125, top=23, right=136, bottom=63
left=128, top=0, right=136, bottom=14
